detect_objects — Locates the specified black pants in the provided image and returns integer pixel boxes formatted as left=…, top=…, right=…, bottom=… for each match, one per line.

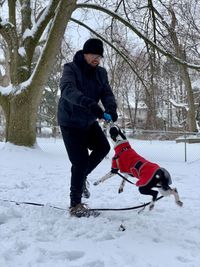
left=60, top=121, right=110, bottom=207
left=139, top=169, right=170, bottom=201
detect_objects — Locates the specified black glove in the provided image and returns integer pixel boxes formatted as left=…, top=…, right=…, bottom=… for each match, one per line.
left=110, top=111, right=118, bottom=122
left=105, top=110, right=118, bottom=122
left=89, top=102, right=104, bottom=119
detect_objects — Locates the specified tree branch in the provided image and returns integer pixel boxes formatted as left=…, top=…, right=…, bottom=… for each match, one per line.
left=70, top=17, right=150, bottom=96
left=22, top=0, right=60, bottom=64
left=8, top=0, right=16, bottom=27
left=76, top=3, right=200, bottom=71
left=27, top=0, right=77, bottom=97
left=148, top=0, right=157, bottom=43
left=0, top=19, right=19, bottom=84
left=30, top=0, right=60, bottom=45
left=20, top=0, right=32, bottom=35
left=0, top=20, right=16, bottom=49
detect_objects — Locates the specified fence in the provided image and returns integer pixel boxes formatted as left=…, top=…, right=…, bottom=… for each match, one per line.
left=1, top=125, right=200, bottom=163
left=36, top=126, right=200, bottom=163
left=124, top=128, right=200, bottom=163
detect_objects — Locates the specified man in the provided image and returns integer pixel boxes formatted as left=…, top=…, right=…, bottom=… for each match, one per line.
left=58, top=38, right=118, bottom=217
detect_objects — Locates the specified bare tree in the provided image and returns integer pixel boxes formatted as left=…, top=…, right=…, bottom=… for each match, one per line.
left=0, top=0, right=76, bottom=146
left=77, top=1, right=200, bottom=131
left=1, top=0, right=200, bottom=147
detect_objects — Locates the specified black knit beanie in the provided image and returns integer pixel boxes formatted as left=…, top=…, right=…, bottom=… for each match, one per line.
left=83, top=38, right=104, bottom=57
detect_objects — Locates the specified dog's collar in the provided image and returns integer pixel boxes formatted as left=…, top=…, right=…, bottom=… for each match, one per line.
left=113, top=145, right=130, bottom=160
left=113, top=140, right=128, bottom=149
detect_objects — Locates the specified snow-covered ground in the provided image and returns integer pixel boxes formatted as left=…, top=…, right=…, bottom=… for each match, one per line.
left=0, top=137, right=200, bottom=267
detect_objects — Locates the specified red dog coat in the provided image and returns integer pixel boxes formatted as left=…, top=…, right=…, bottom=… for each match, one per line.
left=112, top=141, right=160, bottom=187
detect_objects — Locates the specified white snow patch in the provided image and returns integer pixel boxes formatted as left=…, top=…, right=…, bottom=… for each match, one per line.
left=0, top=138, right=200, bottom=267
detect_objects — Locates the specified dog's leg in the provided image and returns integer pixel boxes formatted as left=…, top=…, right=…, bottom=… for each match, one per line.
left=118, top=179, right=126, bottom=193
left=118, top=173, right=129, bottom=193
left=158, top=187, right=183, bottom=207
left=171, top=188, right=183, bottom=207
left=139, top=186, right=158, bottom=211
left=93, top=171, right=115, bottom=186
left=149, top=191, right=159, bottom=211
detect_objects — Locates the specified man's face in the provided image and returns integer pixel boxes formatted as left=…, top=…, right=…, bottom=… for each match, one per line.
left=84, top=54, right=102, bottom=67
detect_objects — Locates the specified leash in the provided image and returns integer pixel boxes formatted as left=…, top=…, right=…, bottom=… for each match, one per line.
left=116, top=172, right=136, bottom=185
left=116, top=172, right=162, bottom=188
left=0, top=196, right=164, bottom=212
left=0, top=199, right=66, bottom=211
left=90, top=196, right=164, bottom=211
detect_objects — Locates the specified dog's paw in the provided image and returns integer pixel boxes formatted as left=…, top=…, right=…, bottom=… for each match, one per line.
left=176, top=200, right=183, bottom=207
left=118, top=188, right=123, bottom=194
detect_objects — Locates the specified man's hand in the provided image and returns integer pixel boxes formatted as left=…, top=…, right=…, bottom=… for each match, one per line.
left=89, top=102, right=104, bottom=119
left=103, top=112, right=112, bottom=122
left=105, top=110, right=118, bottom=122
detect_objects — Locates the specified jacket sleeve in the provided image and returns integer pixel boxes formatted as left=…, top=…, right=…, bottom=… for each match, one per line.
left=60, top=64, right=94, bottom=108
left=100, top=68, right=117, bottom=113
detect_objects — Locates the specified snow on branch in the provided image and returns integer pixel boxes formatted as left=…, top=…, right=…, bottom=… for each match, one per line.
left=169, top=98, right=189, bottom=111
left=0, top=84, right=13, bottom=95
left=0, top=77, right=33, bottom=96
left=0, top=18, right=18, bottom=50
left=70, top=17, right=149, bottom=94
left=23, top=0, right=59, bottom=42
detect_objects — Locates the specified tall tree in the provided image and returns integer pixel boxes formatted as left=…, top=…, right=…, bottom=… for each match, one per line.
left=0, top=0, right=76, bottom=146
left=1, top=0, right=200, bottom=148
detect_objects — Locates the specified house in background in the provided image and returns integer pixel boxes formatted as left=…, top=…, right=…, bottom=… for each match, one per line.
left=118, top=101, right=148, bottom=129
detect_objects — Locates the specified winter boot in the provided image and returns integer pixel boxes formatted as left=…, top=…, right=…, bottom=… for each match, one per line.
left=69, top=203, right=100, bottom=218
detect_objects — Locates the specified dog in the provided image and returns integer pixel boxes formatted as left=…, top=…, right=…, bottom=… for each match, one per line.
left=94, top=125, right=183, bottom=210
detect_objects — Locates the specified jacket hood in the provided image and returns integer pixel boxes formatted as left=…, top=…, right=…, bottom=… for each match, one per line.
left=73, top=50, right=85, bottom=65
left=73, top=50, right=98, bottom=75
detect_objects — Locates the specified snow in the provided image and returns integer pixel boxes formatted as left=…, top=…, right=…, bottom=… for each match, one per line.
left=169, top=98, right=189, bottom=111
left=0, top=84, right=13, bottom=95
left=18, top=47, right=26, bottom=57
left=22, top=0, right=54, bottom=40
left=0, top=137, right=200, bottom=267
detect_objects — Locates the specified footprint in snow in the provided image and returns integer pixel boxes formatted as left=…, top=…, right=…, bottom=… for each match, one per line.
left=0, top=208, right=22, bottom=224
left=38, top=249, right=85, bottom=262
left=82, top=260, right=105, bottom=267
left=176, top=255, right=191, bottom=263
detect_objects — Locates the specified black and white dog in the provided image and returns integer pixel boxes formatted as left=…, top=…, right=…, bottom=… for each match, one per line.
left=94, top=125, right=183, bottom=210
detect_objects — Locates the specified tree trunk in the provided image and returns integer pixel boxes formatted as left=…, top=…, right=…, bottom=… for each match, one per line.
left=0, top=0, right=77, bottom=147
left=5, top=89, right=39, bottom=146
left=180, top=66, right=196, bottom=131
left=168, top=7, right=197, bottom=132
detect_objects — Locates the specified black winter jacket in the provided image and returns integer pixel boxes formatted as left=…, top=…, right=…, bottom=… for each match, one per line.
left=57, top=50, right=117, bottom=128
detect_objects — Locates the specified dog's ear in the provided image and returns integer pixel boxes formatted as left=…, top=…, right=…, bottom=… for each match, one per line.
left=118, top=127, right=126, bottom=140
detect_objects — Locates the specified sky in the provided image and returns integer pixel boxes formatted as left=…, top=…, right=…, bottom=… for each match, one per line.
left=0, top=136, right=200, bottom=267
